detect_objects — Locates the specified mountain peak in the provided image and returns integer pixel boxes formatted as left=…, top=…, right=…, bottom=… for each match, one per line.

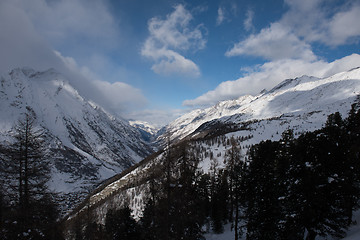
left=267, top=75, right=319, bottom=94
left=9, top=67, right=35, bottom=78
left=0, top=67, right=155, bottom=207
left=162, top=68, right=360, bottom=142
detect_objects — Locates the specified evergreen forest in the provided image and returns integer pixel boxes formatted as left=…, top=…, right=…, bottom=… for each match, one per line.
left=1, top=103, right=360, bottom=240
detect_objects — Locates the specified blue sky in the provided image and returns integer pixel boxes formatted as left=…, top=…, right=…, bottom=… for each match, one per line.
left=1, top=0, right=360, bottom=126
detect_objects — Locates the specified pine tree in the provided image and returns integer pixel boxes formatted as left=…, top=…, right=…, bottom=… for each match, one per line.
left=345, top=103, right=360, bottom=222
left=196, top=173, right=211, bottom=232
left=277, top=131, right=305, bottom=240
left=245, top=140, right=283, bottom=240
left=294, top=114, right=350, bottom=240
left=209, top=168, right=229, bottom=234
left=273, top=130, right=303, bottom=239
left=140, top=199, right=158, bottom=240
left=0, top=110, right=61, bottom=239
left=225, top=137, right=246, bottom=240
left=105, top=206, right=140, bottom=240
left=139, top=141, right=206, bottom=240
left=173, top=143, right=205, bottom=240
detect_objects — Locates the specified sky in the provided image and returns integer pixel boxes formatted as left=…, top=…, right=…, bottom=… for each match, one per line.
left=1, top=0, right=360, bottom=127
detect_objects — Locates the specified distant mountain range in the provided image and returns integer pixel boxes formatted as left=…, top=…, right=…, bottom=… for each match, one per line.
left=2, top=66, right=360, bottom=221
left=64, top=66, right=360, bottom=224
left=160, top=67, right=360, bottom=145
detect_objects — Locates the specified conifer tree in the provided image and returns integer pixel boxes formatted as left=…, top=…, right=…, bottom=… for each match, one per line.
left=345, top=103, right=360, bottom=222
left=0, top=110, right=60, bottom=239
left=140, top=141, right=206, bottom=240
left=245, top=140, right=282, bottom=240
left=105, top=206, right=139, bottom=240
left=289, top=114, right=351, bottom=240
left=225, top=136, right=246, bottom=240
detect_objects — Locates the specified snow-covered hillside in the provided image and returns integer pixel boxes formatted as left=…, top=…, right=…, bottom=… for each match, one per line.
left=129, top=120, right=159, bottom=144
left=129, top=120, right=159, bottom=136
left=0, top=68, right=154, bottom=203
left=162, top=67, right=360, bottom=143
left=71, top=67, right=360, bottom=213
left=159, top=94, right=255, bottom=142
left=65, top=67, right=360, bottom=239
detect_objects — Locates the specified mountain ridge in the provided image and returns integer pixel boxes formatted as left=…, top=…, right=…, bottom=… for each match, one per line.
left=64, top=67, right=360, bottom=229
left=0, top=68, right=155, bottom=206
left=161, top=67, right=360, bottom=142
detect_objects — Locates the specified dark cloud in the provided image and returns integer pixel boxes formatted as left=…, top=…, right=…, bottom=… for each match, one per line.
left=0, top=0, right=147, bottom=116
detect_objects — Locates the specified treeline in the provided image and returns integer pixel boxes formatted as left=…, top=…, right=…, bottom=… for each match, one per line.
left=74, top=103, right=360, bottom=240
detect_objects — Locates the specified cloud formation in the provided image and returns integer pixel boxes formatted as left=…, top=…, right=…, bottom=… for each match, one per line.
left=243, top=9, right=254, bottom=32
left=226, top=23, right=317, bottom=61
left=184, top=54, right=360, bottom=107
left=282, top=0, right=360, bottom=46
left=19, top=0, right=120, bottom=50
left=55, top=51, right=147, bottom=113
left=125, top=108, right=189, bottom=128
left=216, top=7, right=225, bottom=26
left=141, top=4, right=206, bottom=77
left=185, top=0, right=360, bottom=107
left=0, top=0, right=63, bottom=74
left=227, top=0, right=360, bottom=60
left=0, top=0, right=147, bottom=115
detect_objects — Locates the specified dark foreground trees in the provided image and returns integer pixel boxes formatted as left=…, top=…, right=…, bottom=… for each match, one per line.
left=0, top=111, right=62, bottom=239
left=140, top=141, right=207, bottom=240
left=105, top=207, right=140, bottom=240
left=243, top=105, right=360, bottom=240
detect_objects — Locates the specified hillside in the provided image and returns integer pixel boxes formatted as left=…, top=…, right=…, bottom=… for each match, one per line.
left=64, top=67, right=360, bottom=238
left=0, top=68, right=155, bottom=206
left=161, top=67, right=360, bottom=144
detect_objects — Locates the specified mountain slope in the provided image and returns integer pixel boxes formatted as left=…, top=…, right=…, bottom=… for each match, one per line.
left=129, top=120, right=159, bottom=143
left=65, top=67, right=360, bottom=230
left=162, top=67, right=360, bottom=142
left=0, top=68, right=154, bottom=202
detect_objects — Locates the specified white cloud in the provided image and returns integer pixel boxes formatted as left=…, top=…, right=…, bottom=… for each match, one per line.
left=282, top=0, right=360, bottom=46
left=55, top=51, right=147, bottom=113
left=244, top=9, right=254, bottom=31
left=281, top=0, right=327, bottom=43
left=328, top=4, right=360, bottom=46
left=92, top=80, right=147, bottom=112
left=226, top=0, right=360, bottom=62
left=141, top=4, right=206, bottom=77
left=151, top=49, right=201, bottom=77
left=183, top=54, right=360, bottom=107
left=125, top=108, right=189, bottom=128
left=216, top=7, right=225, bottom=26
left=226, top=23, right=317, bottom=61
left=205, top=0, right=360, bottom=108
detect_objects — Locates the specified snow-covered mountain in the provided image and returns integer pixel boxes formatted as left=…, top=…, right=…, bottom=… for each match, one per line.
left=161, top=67, right=360, bottom=143
left=159, top=94, right=255, bottom=142
left=0, top=68, right=154, bottom=203
left=129, top=120, right=159, bottom=143
left=65, top=67, right=360, bottom=231
left=129, top=120, right=159, bottom=136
